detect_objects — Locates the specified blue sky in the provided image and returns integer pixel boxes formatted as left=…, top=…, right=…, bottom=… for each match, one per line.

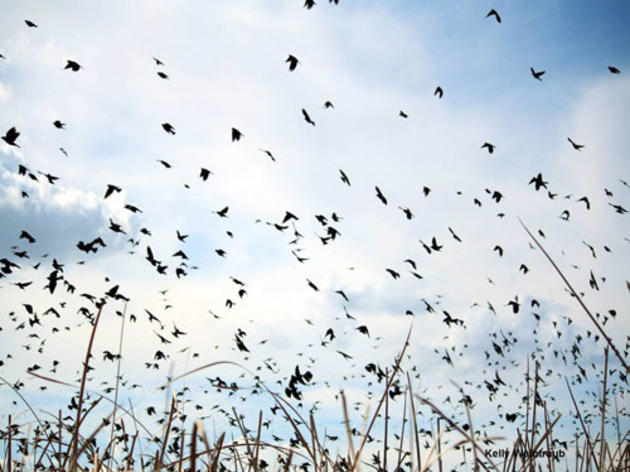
left=1, top=1, right=629, bottom=470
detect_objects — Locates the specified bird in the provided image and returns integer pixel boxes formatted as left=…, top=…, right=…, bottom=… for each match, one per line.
left=399, top=110, right=408, bottom=118
left=567, top=137, right=584, bottom=150
left=323, top=101, right=334, bottom=109
left=608, top=66, right=620, bottom=74
left=103, top=184, right=121, bottom=199
left=434, top=86, right=443, bottom=98
left=53, top=120, right=66, bottom=129
left=124, top=204, right=142, bottom=214
left=2, top=127, right=20, bottom=147
left=375, top=186, right=387, bottom=205
left=529, top=173, right=548, bottom=191
left=153, top=56, right=164, bottom=66
left=485, top=9, right=501, bottom=23
left=530, top=67, right=545, bottom=81
left=286, top=55, right=299, bottom=71
left=231, top=127, right=243, bottom=141
left=161, top=123, right=175, bottom=135
left=19, top=231, right=36, bottom=244
left=215, top=206, right=229, bottom=218
left=302, top=108, right=315, bottom=126
left=64, top=60, right=82, bottom=71
left=481, top=142, right=496, bottom=154
left=199, top=168, right=213, bottom=181
left=577, top=196, right=590, bottom=210
left=157, top=71, right=169, bottom=80
left=25, top=20, right=38, bottom=28
left=339, top=169, right=350, bottom=186
left=259, top=149, right=276, bottom=161
left=304, top=0, right=315, bottom=8
left=157, top=159, right=171, bottom=168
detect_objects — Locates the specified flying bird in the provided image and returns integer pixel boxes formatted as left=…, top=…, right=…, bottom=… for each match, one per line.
left=2, top=127, right=20, bottom=147
left=286, top=54, right=299, bottom=71
left=530, top=67, right=545, bottom=81
left=323, top=101, right=334, bottom=109
left=567, top=137, right=584, bottom=150
left=481, top=142, right=496, bottom=154
left=434, top=86, right=444, bottom=98
left=259, top=149, right=276, bottom=161
left=25, top=20, right=38, bottom=28
left=302, top=108, right=315, bottom=126
left=485, top=9, right=501, bottom=23
left=231, top=127, right=243, bottom=141
left=339, top=169, right=350, bottom=186
left=161, top=123, right=175, bottom=135
left=64, top=60, right=82, bottom=71
left=53, top=120, right=66, bottom=129
left=104, top=184, right=121, bottom=199
left=199, top=168, right=213, bottom=181
left=375, top=186, right=387, bottom=205
left=608, top=66, right=620, bottom=74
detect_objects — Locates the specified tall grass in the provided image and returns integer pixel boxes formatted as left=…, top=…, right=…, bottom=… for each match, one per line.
left=1, top=224, right=628, bottom=472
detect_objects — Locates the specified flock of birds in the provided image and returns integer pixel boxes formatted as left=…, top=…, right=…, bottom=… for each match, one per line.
left=1, top=4, right=629, bottom=471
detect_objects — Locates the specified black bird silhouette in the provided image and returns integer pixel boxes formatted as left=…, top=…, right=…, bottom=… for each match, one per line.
left=528, top=173, right=548, bottom=191
left=430, top=237, right=443, bottom=251
left=157, top=159, right=171, bottom=168
left=375, top=186, right=387, bottom=205
left=64, top=60, right=82, bottom=71
left=25, top=20, right=38, bottom=28
left=577, top=196, right=590, bottom=210
left=448, top=227, right=462, bottom=242
left=485, top=9, right=501, bottom=23
left=152, top=56, right=164, bottom=66
left=323, top=101, right=334, bottom=109
left=339, top=169, right=350, bottom=186
left=398, top=207, right=414, bottom=219
left=53, top=120, right=66, bottom=129
left=530, top=67, right=545, bottom=80
left=231, top=127, right=243, bottom=141
left=124, top=204, right=142, bottom=213
left=161, top=123, right=175, bottom=134
left=304, top=0, right=315, bottom=8
left=104, top=184, right=122, bottom=199
left=386, top=268, right=400, bottom=279
left=608, top=203, right=627, bottom=214
left=608, top=66, right=620, bottom=74
left=399, top=110, right=408, bottom=118
left=2, top=127, right=20, bottom=147
left=481, top=142, right=496, bottom=154
left=434, top=86, right=443, bottom=98
left=302, top=108, right=315, bottom=126
left=306, top=279, right=319, bottom=291
left=19, top=230, right=36, bottom=243
left=215, top=206, right=229, bottom=218
left=567, top=137, right=584, bottom=150
left=259, top=149, right=276, bottom=161
left=199, top=168, right=213, bottom=181
left=286, top=54, right=299, bottom=71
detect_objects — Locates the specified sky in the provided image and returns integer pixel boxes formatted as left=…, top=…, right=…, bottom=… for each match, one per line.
left=1, top=1, right=629, bottom=471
